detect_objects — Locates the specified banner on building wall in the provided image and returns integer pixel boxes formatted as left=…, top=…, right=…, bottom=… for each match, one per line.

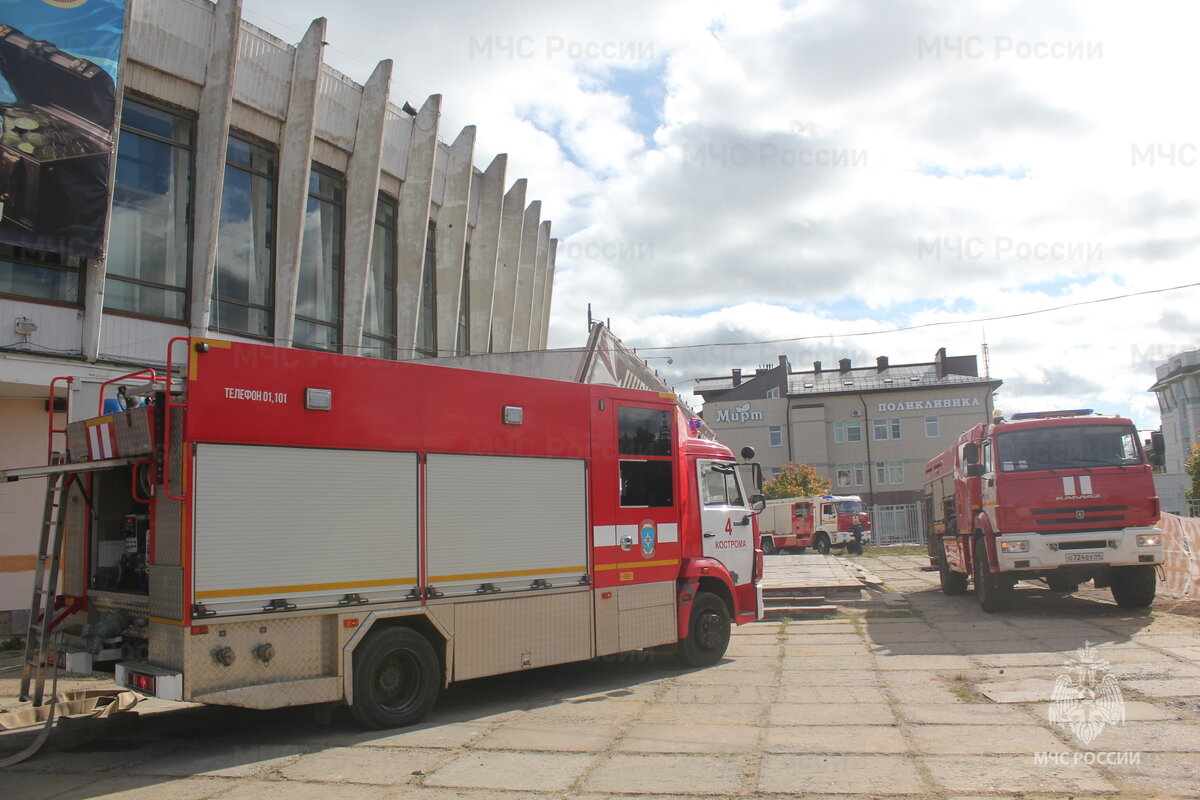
left=1159, top=513, right=1200, bottom=599
left=0, top=0, right=127, bottom=259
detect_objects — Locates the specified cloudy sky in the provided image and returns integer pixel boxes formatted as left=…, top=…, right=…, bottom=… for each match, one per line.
left=243, top=0, right=1198, bottom=429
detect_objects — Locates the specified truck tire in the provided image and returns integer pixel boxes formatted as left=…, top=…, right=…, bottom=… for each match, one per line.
left=815, top=533, right=831, bottom=555
left=973, top=536, right=1014, bottom=613
left=1045, top=575, right=1079, bottom=593
left=939, top=556, right=969, bottom=596
left=351, top=627, right=440, bottom=729
left=761, top=537, right=778, bottom=555
left=1110, top=565, right=1156, bottom=608
left=677, top=591, right=731, bottom=668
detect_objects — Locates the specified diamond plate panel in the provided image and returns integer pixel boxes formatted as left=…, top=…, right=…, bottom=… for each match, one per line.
left=66, top=420, right=88, bottom=463
left=191, top=676, right=343, bottom=709
left=148, top=621, right=185, bottom=670
left=453, top=590, right=592, bottom=681
left=168, top=407, right=184, bottom=497
left=88, top=590, right=150, bottom=625
left=184, top=614, right=338, bottom=696
left=154, top=494, right=183, bottom=567
left=112, top=407, right=154, bottom=457
left=61, top=484, right=88, bottom=597
left=149, top=565, right=184, bottom=621
left=617, top=580, right=676, bottom=652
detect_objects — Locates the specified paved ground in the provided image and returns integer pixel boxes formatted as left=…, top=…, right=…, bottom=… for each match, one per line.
left=3, top=551, right=1200, bottom=799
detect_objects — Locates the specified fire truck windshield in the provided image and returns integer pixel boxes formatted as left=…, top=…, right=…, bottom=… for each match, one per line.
left=995, top=424, right=1142, bottom=473
left=835, top=500, right=864, bottom=514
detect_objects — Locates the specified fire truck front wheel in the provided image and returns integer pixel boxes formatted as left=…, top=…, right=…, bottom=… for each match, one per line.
left=761, top=537, right=778, bottom=555
left=677, top=592, right=731, bottom=668
left=815, top=533, right=832, bottom=555
left=1109, top=565, right=1156, bottom=608
left=973, top=536, right=1014, bottom=613
left=351, top=627, right=441, bottom=729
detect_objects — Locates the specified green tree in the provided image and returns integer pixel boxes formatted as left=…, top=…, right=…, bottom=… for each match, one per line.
left=763, top=462, right=832, bottom=499
left=1187, top=442, right=1200, bottom=500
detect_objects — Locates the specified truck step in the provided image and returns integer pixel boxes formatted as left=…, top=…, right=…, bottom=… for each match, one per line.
left=763, top=595, right=828, bottom=607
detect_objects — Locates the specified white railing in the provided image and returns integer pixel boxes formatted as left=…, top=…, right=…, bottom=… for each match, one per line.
left=870, top=503, right=925, bottom=545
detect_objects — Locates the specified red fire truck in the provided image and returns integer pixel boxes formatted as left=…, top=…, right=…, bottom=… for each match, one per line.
left=4, top=338, right=764, bottom=729
left=759, top=495, right=871, bottom=556
left=924, top=409, right=1164, bottom=612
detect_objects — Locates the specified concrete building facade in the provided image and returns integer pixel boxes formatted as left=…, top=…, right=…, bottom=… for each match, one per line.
left=696, top=350, right=1002, bottom=506
left=0, top=0, right=557, bottom=628
left=1148, top=347, right=1200, bottom=515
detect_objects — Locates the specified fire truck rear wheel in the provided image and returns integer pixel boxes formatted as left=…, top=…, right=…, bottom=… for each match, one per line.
left=939, top=558, right=969, bottom=596
left=351, top=627, right=440, bottom=729
left=677, top=591, right=731, bottom=668
left=1109, top=565, right=1156, bottom=608
left=847, top=539, right=863, bottom=556
left=815, top=534, right=831, bottom=555
left=761, top=537, right=778, bottom=555
left=973, top=536, right=1014, bottom=613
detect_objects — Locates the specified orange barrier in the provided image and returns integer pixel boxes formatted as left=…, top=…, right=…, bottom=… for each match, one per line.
left=1159, top=513, right=1200, bottom=599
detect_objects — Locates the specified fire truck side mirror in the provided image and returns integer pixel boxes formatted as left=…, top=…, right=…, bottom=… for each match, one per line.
left=1148, top=430, right=1165, bottom=467
left=749, top=493, right=766, bottom=512
left=962, top=442, right=980, bottom=465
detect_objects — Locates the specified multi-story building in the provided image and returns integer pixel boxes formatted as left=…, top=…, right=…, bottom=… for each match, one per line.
left=0, top=0, right=557, bottom=631
left=695, top=350, right=1002, bottom=506
left=1148, top=347, right=1200, bottom=515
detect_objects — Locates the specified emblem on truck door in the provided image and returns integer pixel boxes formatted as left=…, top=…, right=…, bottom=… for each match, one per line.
left=640, top=519, right=657, bottom=558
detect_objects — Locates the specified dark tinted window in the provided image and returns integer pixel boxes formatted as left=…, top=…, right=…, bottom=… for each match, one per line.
left=620, top=460, right=673, bottom=507
left=618, top=407, right=672, bottom=456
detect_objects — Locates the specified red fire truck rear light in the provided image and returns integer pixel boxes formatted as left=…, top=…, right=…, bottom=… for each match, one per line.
left=343, top=618, right=359, bottom=628
left=600, top=591, right=613, bottom=599
left=190, top=625, right=210, bottom=636
left=130, top=672, right=156, bottom=693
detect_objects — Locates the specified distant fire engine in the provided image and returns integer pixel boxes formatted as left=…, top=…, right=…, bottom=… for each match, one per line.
left=924, top=409, right=1164, bottom=612
left=4, top=338, right=765, bottom=729
left=758, top=495, right=871, bottom=556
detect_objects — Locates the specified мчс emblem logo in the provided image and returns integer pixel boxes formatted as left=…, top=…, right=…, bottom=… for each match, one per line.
left=1048, top=641, right=1125, bottom=746
left=639, top=519, right=656, bottom=558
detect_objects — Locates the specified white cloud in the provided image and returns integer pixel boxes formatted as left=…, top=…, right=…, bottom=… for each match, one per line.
left=241, top=0, right=1200, bottom=431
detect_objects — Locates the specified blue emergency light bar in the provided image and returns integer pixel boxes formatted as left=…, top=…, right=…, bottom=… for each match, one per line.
left=1009, top=409, right=1094, bottom=420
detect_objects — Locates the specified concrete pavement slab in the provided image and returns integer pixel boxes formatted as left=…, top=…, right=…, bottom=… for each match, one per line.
left=581, top=752, right=748, bottom=795
left=616, top=722, right=760, bottom=754
left=639, top=702, right=763, bottom=725
left=1030, top=699, right=1181, bottom=722
left=1103, top=752, right=1200, bottom=799
left=280, top=746, right=446, bottom=785
left=922, top=754, right=1117, bottom=793
left=782, top=633, right=864, bottom=645
left=896, top=703, right=1038, bottom=725
left=1123, top=678, right=1200, bottom=697
left=658, top=683, right=777, bottom=703
left=213, top=779, right=394, bottom=800
left=786, top=644, right=872, bottom=656
left=779, top=684, right=889, bottom=703
left=54, top=776, right=236, bottom=800
left=780, top=669, right=882, bottom=688
left=909, top=724, right=1065, bottom=755
left=670, top=667, right=775, bottom=686
left=422, top=750, right=593, bottom=792
left=358, top=722, right=492, bottom=749
left=780, top=655, right=876, bottom=670
left=768, top=702, right=895, bottom=726
left=874, top=654, right=979, bottom=671
left=764, top=723, right=909, bottom=753
left=472, top=721, right=623, bottom=752
left=0, top=771, right=117, bottom=800
left=130, top=741, right=312, bottom=778
left=758, top=753, right=925, bottom=795
left=517, top=698, right=650, bottom=721
left=1084, top=722, right=1200, bottom=753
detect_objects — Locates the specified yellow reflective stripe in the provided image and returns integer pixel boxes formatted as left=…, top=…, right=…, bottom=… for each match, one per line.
left=188, top=338, right=232, bottom=380
left=595, top=559, right=680, bottom=571
left=428, top=565, right=586, bottom=582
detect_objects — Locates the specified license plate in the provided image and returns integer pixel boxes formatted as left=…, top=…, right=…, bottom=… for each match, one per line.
left=1065, top=552, right=1104, bottom=563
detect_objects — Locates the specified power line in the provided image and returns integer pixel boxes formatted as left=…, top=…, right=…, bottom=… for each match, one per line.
left=630, top=280, right=1200, bottom=353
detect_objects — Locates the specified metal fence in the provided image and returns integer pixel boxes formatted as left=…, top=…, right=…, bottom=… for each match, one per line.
left=870, top=503, right=925, bottom=545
